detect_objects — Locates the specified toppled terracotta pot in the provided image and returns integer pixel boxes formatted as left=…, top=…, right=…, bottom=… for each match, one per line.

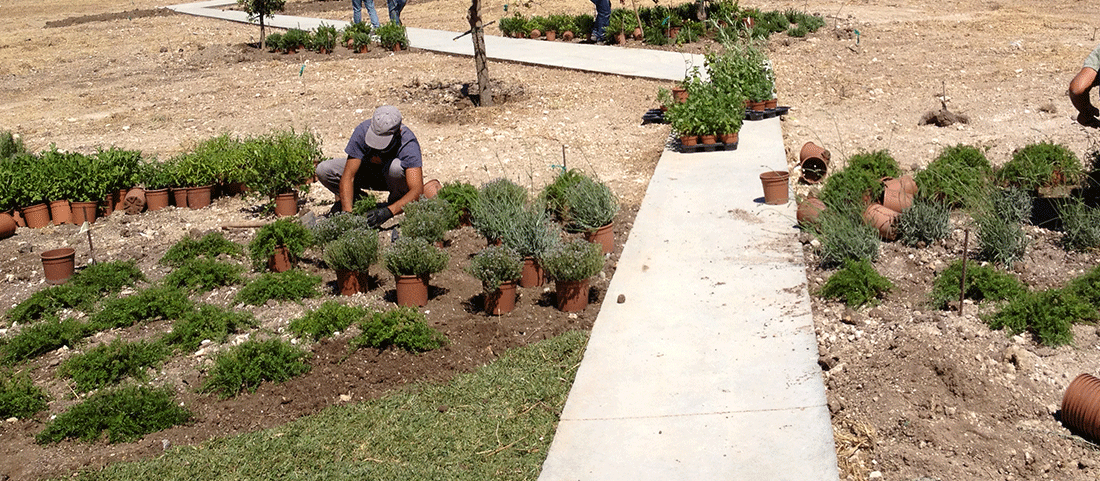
left=882, top=177, right=914, bottom=212
left=797, top=198, right=827, bottom=226
left=1062, top=373, right=1100, bottom=442
left=863, top=203, right=900, bottom=240
left=799, top=142, right=831, bottom=184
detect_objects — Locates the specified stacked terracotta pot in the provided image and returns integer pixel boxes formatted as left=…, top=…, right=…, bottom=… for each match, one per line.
left=863, top=176, right=918, bottom=240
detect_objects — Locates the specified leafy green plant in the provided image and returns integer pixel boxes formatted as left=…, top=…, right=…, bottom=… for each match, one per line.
left=200, top=338, right=311, bottom=399
left=809, top=207, right=880, bottom=267
left=235, top=270, right=322, bottom=305
left=5, top=259, right=145, bottom=326
left=58, top=339, right=170, bottom=393
left=436, top=181, right=479, bottom=221
left=162, top=258, right=246, bottom=293
left=986, top=288, right=1096, bottom=347
left=541, top=169, right=586, bottom=221
left=162, top=305, right=258, bottom=351
left=249, top=218, right=313, bottom=271
left=289, top=301, right=372, bottom=341
left=976, top=213, right=1027, bottom=267
left=36, top=385, right=191, bottom=445
left=350, top=306, right=447, bottom=352
left=0, top=130, right=27, bottom=159
left=470, top=178, right=527, bottom=244
left=1057, top=199, right=1100, bottom=251
left=401, top=196, right=458, bottom=243
left=160, top=232, right=244, bottom=267
left=562, top=174, right=619, bottom=233
left=819, top=259, right=892, bottom=307
left=282, top=28, right=310, bottom=51
left=574, top=13, right=595, bottom=36
left=86, top=286, right=193, bottom=331
left=377, top=22, right=408, bottom=49
left=311, top=212, right=373, bottom=247
left=311, top=23, right=338, bottom=52
left=1, top=316, right=89, bottom=365
left=264, top=31, right=284, bottom=51
left=1063, top=265, right=1100, bottom=308
left=895, top=197, right=950, bottom=247
left=995, top=141, right=1084, bottom=190
left=990, top=187, right=1032, bottom=225
left=240, top=129, right=321, bottom=201
left=38, top=148, right=83, bottom=201
left=468, top=245, right=523, bottom=291
left=137, top=158, right=175, bottom=190
left=541, top=239, right=604, bottom=282
left=322, top=228, right=379, bottom=272
left=0, top=369, right=48, bottom=419
left=929, top=261, right=1025, bottom=310
left=501, top=203, right=562, bottom=259
left=382, top=237, right=449, bottom=277
left=237, top=0, right=287, bottom=50
left=189, top=133, right=245, bottom=186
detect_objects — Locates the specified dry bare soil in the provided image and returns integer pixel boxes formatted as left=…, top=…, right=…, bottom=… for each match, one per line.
left=3, top=0, right=1100, bottom=479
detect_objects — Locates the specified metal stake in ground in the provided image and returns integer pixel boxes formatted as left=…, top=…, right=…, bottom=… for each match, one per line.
left=78, top=221, right=97, bottom=265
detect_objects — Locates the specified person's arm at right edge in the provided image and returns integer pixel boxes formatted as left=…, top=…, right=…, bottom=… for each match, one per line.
left=339, top=157, right=362, bottom=212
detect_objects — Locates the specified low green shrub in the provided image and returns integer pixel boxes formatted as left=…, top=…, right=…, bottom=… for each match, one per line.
left=59, top=339, right=170, bottom=393
left=468, top=245, right=524, bottom=291
left=929, top=261, right=1026, bottom=310
left=819, top=168, right=879, bottom=208
left=436, top=181, right=479, bottom=220
left=810, top=207, right=880, bottom=267
left=86, top=286, right=193, bottom=331
left=36, top=385, right=192, bottom=444
left=562, top=175, right=619, bottom=233
left=995, top=141, right=1084, bottom=190
left=1063, top=265, right=1100, bottom=308
left=401, top=197, right=458, bottom=243
left=0, top=369, right=49, bottom=419
left=351, top=306, right=447, bottom=352
left=500, top=203, right=562, bottom=259
left=991, top=187, right=1032, bottom=225
left=289, top=301, right=372, bottom=341
left=160, top=232, right=244, bottom=267
left=2, top=317, right=90, bottom=365
left=976, top=214, right=1027, bottom=267
left=162, top=258, right=245, bottom=293
left=1059, top=199, right=1100, bottom=251
left=382, top=237, right=449, bottom=277
left=322, top=228, right=379, bottom=273
left=540, top=239, right=604, bottom=282
left=5, top=260, right=146, bottom=325
left=310, top=212, right=373, bottom=247
left=542, top=170, right=585, bottom=221
left=895, top=197, right=950, bottom=247
left=471, top=178, right=527, bottom=244
left=248, top=219, right=313, bottom=271
left=914, top=144, right=993, bottom=208
left=200, top=338, right=312, bottom=399
left=818, top=259, right=892, bottom=308
left=986, top=289, right=1096, bottom=347
left=162, top=305, right=258, bottom=352
left=235, top=270, right=322, bottom=306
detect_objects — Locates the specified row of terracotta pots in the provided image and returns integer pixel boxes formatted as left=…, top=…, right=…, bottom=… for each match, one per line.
left=680, top=132, right=739, bottom=147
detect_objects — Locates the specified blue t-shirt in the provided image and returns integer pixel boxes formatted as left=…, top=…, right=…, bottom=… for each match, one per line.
left=344, top=119, right=422, bottom=169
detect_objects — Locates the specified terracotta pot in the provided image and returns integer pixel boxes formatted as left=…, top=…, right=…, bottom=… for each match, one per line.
left=268, top=245, right=292, bottom=273
left=113, top=188, right=129, bottom=211
left=584, top=222, right=614, bottom=255
left=562, top=31, right=574, bottom=41
left=49, top=200, right=72, bottom=225
left=520, top=257, right=545, bottom=288
left=555, top=278, right=590, bottom=312
left=897, top=175, right=918, bottom=195
left=720, top=132, right=739, bottom=145
left=358, top=45, right=369, bottom=53
left=749, top=100, right=768, bottom=112
left=671, top=87, right=688, bottom=104
left=680, top=135, right=698, bottom=147
left=632, top=27, right=643, bottom=40
left=41, top=247, right=76, bottom=285
left=0, top=212, right=16, bottom=240
left=392, top=44, right=403, bottom=52
left=1062, top=373, right=1100, bottom=442
left=484, top=281, right=517, bottom=315
left=700, top=134, right=717, bottom=145
left=529, top=29, right=541, bottom=39
left=796, top=198, right=827, bottom=226
left=335, top=269, right=362, bottom=296
left=274, top=191, right=299, bottom=217
left=881, top=177, right=914, bottom=212
left=545, top=30, right=556, bottom=41
left=799, top=142, right=831, bottom=184
left=22, top=203, right=51, bottom=228
left=171, top=187, right=190, bottom=208
left=123, top=187, right=146, bottom=215
left=863, top=203, right=900, bottom=240
left=188, top=185, right=213, bottom=209
left=10, top=208, right=24, bottom=227
left=145, top=188, right=170, bottom=211
left=765, top=98, right=778, bottom=110
left=100, top=195, right=114, bottom=216
left=395, top=274, right=430, bottom=307
left=70, top=201, right=98, bottom=225
left=759, top=170, right=790, bottom=205
left=668, top=27, right=680, bottom=38
left=615, top=32, right=626, bottom=45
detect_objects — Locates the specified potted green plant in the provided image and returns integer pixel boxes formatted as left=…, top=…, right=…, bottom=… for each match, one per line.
left=342, top=21, right=371, bottom=48
left=241, top=129, right=321, bottom=216
left=995, top=141, right=1084, bottom=194
left=175, top=147, right=219, bottom=209
left=382, top=237, right=449, bottom=307
left=436, top=181, right=479, bottom=226
left=264, top=32, right=284, bottom=52
left=249, top=218, right=313, bottom=272
left=323, top=228, right=379, bottom=295
left=500, top=203, right=562, bottom=287
left=541, top=239, right=605, bottom=312
left=467, top=245, right=523, bottom=315
left=352, top=31, right=371, bottom=53
left=137, top=159, right=173, bottom=211
left=548, top=14, right=577, bottom=41
left=312, top=23, right=338, bottom=53
left=10, top=153, right=51, bottom=227
left=470, top=178, right=527, bottom=244
left=562, top=174, right=619, bottom=253
left=401, top=196, right=458, bottom=245
left=574, top=14, right=595, bottom=38
left=282, top=28, right=309, bottom=53
left=377, top=22, right=408, bottom=51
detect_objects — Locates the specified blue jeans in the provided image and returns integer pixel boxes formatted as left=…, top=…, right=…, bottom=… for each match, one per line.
left=352, top=0, right=380, bottom=28
left=387, top=0, right=406, bottom=25
left=590, top=0, right=610, bottom=40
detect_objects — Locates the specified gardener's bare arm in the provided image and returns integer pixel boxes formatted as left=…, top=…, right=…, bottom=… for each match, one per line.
left=1069, top=67, right=1100, bottom=127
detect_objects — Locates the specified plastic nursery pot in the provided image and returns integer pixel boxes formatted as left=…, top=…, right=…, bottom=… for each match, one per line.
left=70, top=201, right=98, bottom=225
left=0, top=212, right=16, bottom=240
left=863, top=203, right=900, bottom=240
left=584, top=222, right=615, bottom=255
left=700, top=134, right=717, bottom=145
left=274, top=191, right=299, bottom=217
left=671, top=87, right=688, bottom=104
left=484, top=281, right=517, bottom=315
left=520, top=257, right=545, bottom=288
left=41, top=247, right=76, bottom=285
left=22, top=203, right=51, bottom=229
left=1062, top=373, right=1100, bottom=442
left=799, top=142, right=831, bottom=184
left=49, top=200, right=72, bottom=225
left=555, top=278, right=590, bottom=312
left=680, top=135, right=699, bottom=147
left=395, top=274, right=430, bottom=307
left=759, top=170, right=790, bottom=205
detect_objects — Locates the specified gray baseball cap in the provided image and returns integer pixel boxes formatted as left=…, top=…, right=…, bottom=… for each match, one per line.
left=363, top=105, right=402, bottom=150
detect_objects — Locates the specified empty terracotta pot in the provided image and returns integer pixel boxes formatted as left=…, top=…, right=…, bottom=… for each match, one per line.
left=49, top=200, right=72, bottom=225
left=863, top=203, right=900, bottom=240
left=70, top=201, right=98, bottom=225
left=797, top=198, right=827, bottom=226
left=395, top=274, right=430, bottom=307
left=760, top=170, right=790, bottom=205
left=41, top=247, right=76, bottom=285
left=799, top=142, right=831, bottom=184
left=0, top=212, right=16, bottom=239
left=1062, top=373, right=1100, bottom=442
left=882, top=177, right=914, bottom=212
left=22, top=203, right=51, bottom=229
left=274, top=191, right=299, bottom=217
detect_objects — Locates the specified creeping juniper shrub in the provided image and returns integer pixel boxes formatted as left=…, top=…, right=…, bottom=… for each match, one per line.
left=895, top=197, right=950, bottom=247
left=995, top=141, right=1084, bottom=190
left=160, top=232, right=244, bottom=267
left=162, top=258, right=245, bottom=293
left=986, top=289, right=1096, bottom=347
left=819, top=168, right=879, bottom=208
left=1058, top=200, right=1100, bottom=251
left=5, top=260, right=146, bottom=326
left=59, top=339, right=170, bottom=393
left=819, top=259, right=893, bottom=308
left=248, top=219, right=313, bottom=271
left=200, top=338, right=312, bottom=399
left=235, top=270, right=322, bottom=306
left=0, top=369, right=49, bottom=419
left=929, top=261, right=1026, bottom=310
left=35, top=385, right=192, bottom=444
left=162, top=305, right=257, bottom=351
left=914, top=144, right=993, bottom=208
left=351, top=306, right=447, bottom=352
left=86, top=286, right=193, bottom=331
left=1062, top=265, right=1100, bottom=308
left=289, top=301, right=372, bottom=341
left=2, top=316, right=90, bottom=365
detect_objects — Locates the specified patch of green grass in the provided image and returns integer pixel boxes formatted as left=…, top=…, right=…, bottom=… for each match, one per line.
left=1, top=316, right=90, bottom=366
left=234, top=270, right=322, bottom=306
left=0, top=369, right=49, bottom=419
left=160, top=232, right=244, bottom=267
left=929, top=261, right=1026, bottom=310
left=58, top=339, right=171, bottom=393
left=289, top=301, right=372, bottom=341
left=818, top=259, right=893, bottom=308
left=5, top=260, right=145, bottom=326
left=162, top=258, right=245, bottom=293
left=351, top=306, right=447, bottom=352
left=36, top=385, right=192, bottom=444
left=200, top=338, right=311, bottom=399
left=85, top=286, right=193, bottom=331
left=162, top=305, right=257, bottom=352
left=65, top=331, right=588, bottom=481
left=986, top=288, right=1096, bottom=347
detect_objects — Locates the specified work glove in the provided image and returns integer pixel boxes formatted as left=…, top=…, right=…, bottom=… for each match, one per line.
left=365, top=206, right=394, bottom=228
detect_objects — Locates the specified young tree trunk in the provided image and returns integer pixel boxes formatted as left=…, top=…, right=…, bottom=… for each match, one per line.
left=469, top=0, right=492, bottom=106
left=260, top=15, right=267, bottom=50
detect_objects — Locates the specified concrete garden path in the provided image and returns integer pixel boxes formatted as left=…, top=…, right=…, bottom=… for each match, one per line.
left=168, top=2, right=840, bottom=478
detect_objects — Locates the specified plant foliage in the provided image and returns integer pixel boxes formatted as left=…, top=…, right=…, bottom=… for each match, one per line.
left=59, top=339, right=170, bottom=393
left=36, top=385, right=192, bottom=444
left=986, top=289, right=1095, bottom=347
left=540, top=239, right=604, bottom=282
left=322, top=228, right=380, bottom=272
left=382, top=237, right=449, bottom=277
left=289, top=301, right=373, bottom=341
left=895, top=197, right=950, bottom=247
left=200, top=338, right=311, bottom=399
left=1, top=316, right=89, bottom=366
left=929, top=261, right=1026, bottom=310
left=235, top=270, right=322, bottom=305
left=162, top=258, right=246, bottom=293
left=818, top=259, right=893, bottom=308
left=914, top=145, right=993, bottom=208
left=86, top=286, right=193, bottom=331
left=162, top=305, right=258, bottom=352
left=249, top=218, right=313, bottom=271
left=995, top=141, right=1084, bottom=190
left=161, top=232, right=244, bottom=267
left=401, top=196, right=458, bottom=243
left=0, top=369, right=49, bottom=419
left=350, top=307, right=447, bottom=352
left=467, top=245, right=523, bottom=291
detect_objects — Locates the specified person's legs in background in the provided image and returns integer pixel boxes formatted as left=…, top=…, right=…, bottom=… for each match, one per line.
left=364, top=0, right=381, bottom=28
left=352, top=0, right=362, bottom=24
left=386, top=0, right=406, bottom=25
left=590, top=0, right=610, bottom=41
